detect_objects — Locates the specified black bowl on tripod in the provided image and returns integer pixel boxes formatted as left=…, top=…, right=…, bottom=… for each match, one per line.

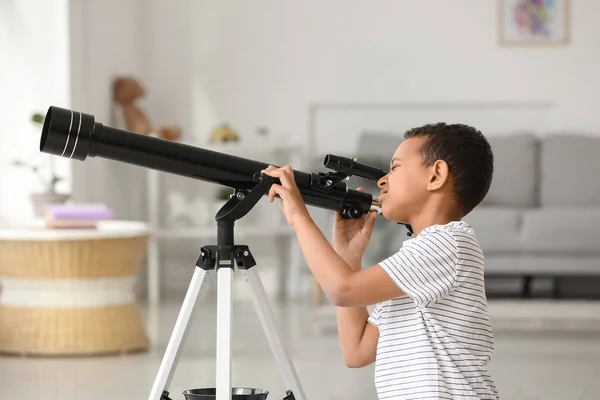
left=183, top=387, right=269, bottom=400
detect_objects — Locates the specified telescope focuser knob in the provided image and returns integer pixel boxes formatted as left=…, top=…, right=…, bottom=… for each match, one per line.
left=340, top=207, right=362, bottom=219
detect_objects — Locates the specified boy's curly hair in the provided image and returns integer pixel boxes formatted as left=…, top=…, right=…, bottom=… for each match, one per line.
left=404, top=123, right=494, bottom=216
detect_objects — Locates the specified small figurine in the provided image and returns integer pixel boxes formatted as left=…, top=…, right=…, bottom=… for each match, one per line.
left=209, top=123, right=239, bottom=143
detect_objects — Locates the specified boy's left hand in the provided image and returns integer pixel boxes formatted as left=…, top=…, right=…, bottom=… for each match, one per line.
left=261, top=165, right=311, bottom=228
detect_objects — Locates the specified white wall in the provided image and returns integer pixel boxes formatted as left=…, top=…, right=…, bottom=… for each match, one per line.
left=0, top=0, right=152, bottom=223
left=183, top=0, right=600, bottom=154
left=67, top=0, right=150, bottom=221
left=0, top=0, right=71, bottom=225
left=67, top=0, right=205, bottom=221
left=64, top=0, right=240, bottom=299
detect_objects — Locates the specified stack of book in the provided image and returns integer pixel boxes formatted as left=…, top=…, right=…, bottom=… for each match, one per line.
left=41, top=204, right=114, bottom=229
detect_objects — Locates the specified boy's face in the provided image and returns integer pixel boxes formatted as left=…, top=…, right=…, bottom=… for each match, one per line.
left=377, top=136, right=431, bottom=223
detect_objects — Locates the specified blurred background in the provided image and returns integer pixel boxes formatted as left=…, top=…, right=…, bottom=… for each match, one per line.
left=1, top=0, right=600, bottom=399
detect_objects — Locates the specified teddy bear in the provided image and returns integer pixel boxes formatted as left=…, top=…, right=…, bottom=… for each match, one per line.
left=112, top=76, right=181, bottom=141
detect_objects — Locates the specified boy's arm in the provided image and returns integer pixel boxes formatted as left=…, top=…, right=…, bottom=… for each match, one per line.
left=335, top=254, right=380, bottom=368
left=335, top=297, right=380, bottom=368
left=292, top=215, right=458, bottom=308
left=293, top=215, right=405, bottom=307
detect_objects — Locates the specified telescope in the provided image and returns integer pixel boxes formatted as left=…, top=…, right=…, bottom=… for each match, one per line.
left=39, top=106, right=386, bottom=220
left=39, top=105, right=412, bottom=400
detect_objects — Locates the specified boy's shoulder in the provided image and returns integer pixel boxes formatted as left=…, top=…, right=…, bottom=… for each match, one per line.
left=377, top=220, right=482, bottom=307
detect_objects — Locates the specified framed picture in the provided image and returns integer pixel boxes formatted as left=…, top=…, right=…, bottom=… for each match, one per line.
left=499, top=0, right=570, bottom=45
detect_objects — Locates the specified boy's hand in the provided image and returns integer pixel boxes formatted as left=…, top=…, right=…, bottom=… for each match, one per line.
left=261, top=165, right=311, bottom=228
left=333, top=188, right=378, bottom=270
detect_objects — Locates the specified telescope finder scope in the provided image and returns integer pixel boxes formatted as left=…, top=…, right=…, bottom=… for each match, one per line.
left=323, top=154, right=388, bottom=182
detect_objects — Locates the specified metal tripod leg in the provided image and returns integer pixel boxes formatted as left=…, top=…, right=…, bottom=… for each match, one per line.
left=216, top=267, right=233, bottom=400
left=243, top=267, right=308, bottom=400
left=148, top=267, right=210, bottom=400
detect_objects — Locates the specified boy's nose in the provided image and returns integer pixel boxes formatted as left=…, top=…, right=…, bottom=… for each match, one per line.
left=377, top=176, right=387, bottom=189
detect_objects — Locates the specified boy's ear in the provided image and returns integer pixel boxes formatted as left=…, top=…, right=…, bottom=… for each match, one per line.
left=427, top=159, right=450, bottom=191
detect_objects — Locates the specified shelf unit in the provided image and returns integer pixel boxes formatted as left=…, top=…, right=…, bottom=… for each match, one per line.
left=145, top=138, right=306, bottom=305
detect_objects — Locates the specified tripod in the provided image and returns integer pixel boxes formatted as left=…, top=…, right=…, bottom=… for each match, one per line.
left=148, top=175, right=307, bottom=400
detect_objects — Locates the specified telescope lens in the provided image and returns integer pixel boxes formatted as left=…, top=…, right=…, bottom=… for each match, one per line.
left=40, top=106, right=95, bottom=161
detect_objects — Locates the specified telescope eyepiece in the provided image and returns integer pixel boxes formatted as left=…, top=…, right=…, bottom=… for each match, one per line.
left=323, top=154, right=355, bottom=172
left=40, top=106, right=96, bottom=161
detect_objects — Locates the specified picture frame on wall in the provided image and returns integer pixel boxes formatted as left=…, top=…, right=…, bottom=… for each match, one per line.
left=499, top=0, right=570, bottom=45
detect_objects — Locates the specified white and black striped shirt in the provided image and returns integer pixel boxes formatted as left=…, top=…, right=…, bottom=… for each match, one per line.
left=368, top=221, right=498, bottom=399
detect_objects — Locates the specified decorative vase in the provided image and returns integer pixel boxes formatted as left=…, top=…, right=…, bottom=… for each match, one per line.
left=30, top=192, right=71, bottom=218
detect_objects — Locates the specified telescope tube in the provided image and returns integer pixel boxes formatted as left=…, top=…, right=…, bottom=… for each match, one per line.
left=39, top=106, right=373, bottom=217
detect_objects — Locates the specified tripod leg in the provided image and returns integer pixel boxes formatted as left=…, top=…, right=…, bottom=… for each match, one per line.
left=148, top=267, right=210, bottom=400
left=244, top=267, right=308, bottom=400
left=216, top=267, right=233, bottom=400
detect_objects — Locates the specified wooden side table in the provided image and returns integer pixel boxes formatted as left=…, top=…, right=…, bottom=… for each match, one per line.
left=0, top=221, right=150, bottom=356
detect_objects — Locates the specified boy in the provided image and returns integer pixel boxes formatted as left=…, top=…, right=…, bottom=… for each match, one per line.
left=262, top=122, right=498, bottom=399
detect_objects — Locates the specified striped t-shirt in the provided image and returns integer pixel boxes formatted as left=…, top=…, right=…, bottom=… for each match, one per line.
left=368, top=221, right=498, bottom=399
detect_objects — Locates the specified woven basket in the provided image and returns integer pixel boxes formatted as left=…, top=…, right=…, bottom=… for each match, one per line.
left=0, top=234, right=149, bottom=356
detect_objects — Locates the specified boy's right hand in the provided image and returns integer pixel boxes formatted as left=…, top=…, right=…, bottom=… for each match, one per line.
left=333, top=187, right=378, bottom=270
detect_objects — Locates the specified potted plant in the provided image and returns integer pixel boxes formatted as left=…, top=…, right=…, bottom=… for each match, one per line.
left=11, top=112, right=70, bottom=217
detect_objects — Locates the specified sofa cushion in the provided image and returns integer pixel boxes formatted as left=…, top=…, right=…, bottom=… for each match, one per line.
left=481, top=133, right=538, bottom=208
left=522, top=208, right=600, bottom=255
left=462, top=206, right=523, bottom=253
left=540, top=134, right=600, bottom=207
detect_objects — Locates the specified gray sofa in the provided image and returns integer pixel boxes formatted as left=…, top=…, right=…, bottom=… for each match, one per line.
left=309, top=131, right=600, bottom=299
